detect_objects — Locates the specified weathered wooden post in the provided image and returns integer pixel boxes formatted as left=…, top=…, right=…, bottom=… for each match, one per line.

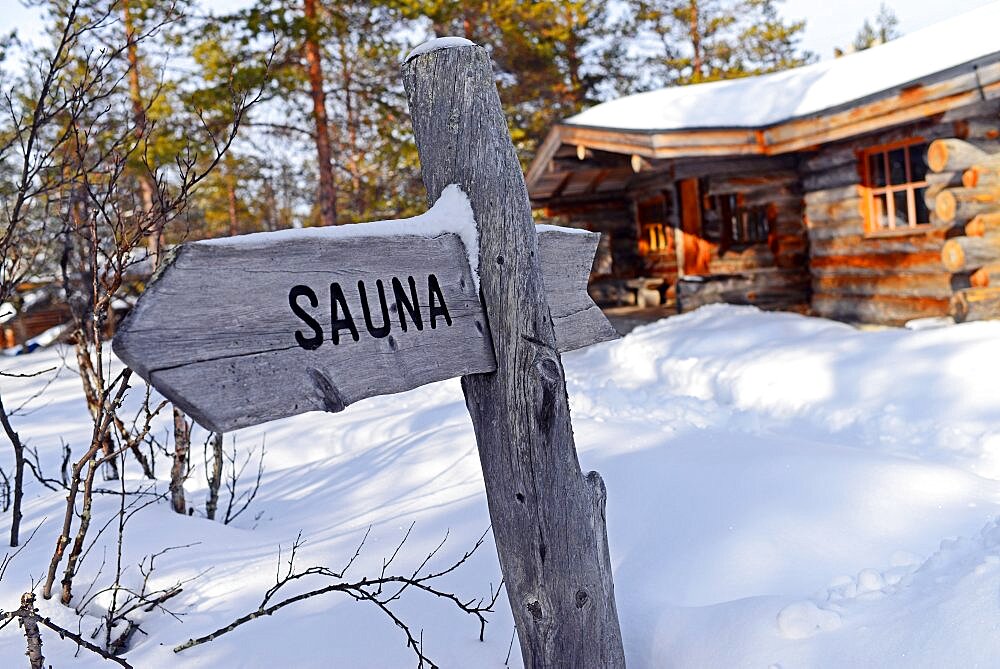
left=403, top=40, right=626, bottom=667
left=113, top=37, right=624, bottom=668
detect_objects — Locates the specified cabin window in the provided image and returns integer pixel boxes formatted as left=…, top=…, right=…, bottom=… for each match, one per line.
left=636, top=196, right=673, bottom=254
left=702, top=193, right=770, bottom=247
left=860, top=140, right=930, bottom=233
left=641, top=223, right=670, bottom=253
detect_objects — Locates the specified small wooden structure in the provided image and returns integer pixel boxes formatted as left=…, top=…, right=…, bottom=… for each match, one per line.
left=1, top=286, right=71, bottom=351
left=527, top=6, right=1000, bottom=324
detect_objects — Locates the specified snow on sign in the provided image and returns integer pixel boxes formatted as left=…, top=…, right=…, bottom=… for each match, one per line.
left=112, top=186, right=616, bottom=433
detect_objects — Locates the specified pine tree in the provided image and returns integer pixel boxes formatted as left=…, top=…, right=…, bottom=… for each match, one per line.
left=625, top=0, right=814, bottom=88
left=395, top=0, right=625, bottom=162
left=211, top=0, right=424, bottom=224
left=853, top=3, right=900, bottom=51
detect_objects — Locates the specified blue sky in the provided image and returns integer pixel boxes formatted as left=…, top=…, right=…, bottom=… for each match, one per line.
left=1, top=0, right=997, bottom=62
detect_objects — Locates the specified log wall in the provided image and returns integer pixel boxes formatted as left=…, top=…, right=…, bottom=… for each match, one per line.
left=544, top=200, right=639, bottom=277
left=801, top=100, right=1000, bottom=325
left=931, top=133, right=1000, bottom=321
left=677, top=169, right=810, bottom=313
left=629, top=177, right=679, bottom=281
left=542, top=198, right=647, bottom=306
left=1, top=304, right=72, bottom=349
left=542, top=159, right=811, bottom=310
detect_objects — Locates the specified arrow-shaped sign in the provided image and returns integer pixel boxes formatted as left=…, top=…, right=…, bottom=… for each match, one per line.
left=112, top=186, right=616, bottom=432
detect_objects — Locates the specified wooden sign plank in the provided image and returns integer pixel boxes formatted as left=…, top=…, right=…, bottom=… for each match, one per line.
left=113, top=196, right=615, bottom=432
left=538, top=227, right=618, bottom=353
left=117, top=233, right=492, bottom=432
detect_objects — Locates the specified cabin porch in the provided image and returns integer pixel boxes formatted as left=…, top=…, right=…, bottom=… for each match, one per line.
left=534, top=150, right=812, bottom=317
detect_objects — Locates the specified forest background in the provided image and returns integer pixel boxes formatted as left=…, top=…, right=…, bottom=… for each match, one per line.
left=0, top=0, right=927, bottom=239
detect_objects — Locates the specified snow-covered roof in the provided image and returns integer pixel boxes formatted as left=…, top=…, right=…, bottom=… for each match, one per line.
left=566, top=2, right=1000, bottom=132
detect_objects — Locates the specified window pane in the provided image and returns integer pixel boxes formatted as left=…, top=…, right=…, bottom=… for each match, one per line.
left=893, top=191, right=910, bottom=227
left=720, top=195, right=734, bottom=242
left=744, top=209, right=764, bottom=243
left=909, top=143, right=928, bottom=182
left=868, top=152, right=887, bottom=187
left=701, top=196, right=721, bottom=242
left=914, top=186, right=930, bottom=224
left=871, top=193, right=889, bottom=230
left=888, top=148, right=907, bottom=186
left=756, top=210, right=770, bottom=241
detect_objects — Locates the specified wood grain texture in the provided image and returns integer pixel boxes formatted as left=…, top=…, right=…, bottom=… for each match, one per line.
left=942, top=234, right=1000, bottom=272
left=950, top=286, right=1000, bottom=322
left=538, top=229, right=618, bottom=352
left=403, top=45, right=626, bottom=668
left=114, top=233, right=493, bottom=432
left=113, top=225, right=613, bottom=433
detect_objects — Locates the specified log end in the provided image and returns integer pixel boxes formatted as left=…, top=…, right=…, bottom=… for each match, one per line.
left=963, top=167, right=980, bottom=188
left=927, top=140, right=948, bottom=173
left=966, top=216, right=986, bottom=237
left=970, top=266, right=991, bottom=288
left=942, top=238, right=966, bottom=272
left=935, top=189, right=957, bottom=223
left=949, top=287, right=1000, bottom=323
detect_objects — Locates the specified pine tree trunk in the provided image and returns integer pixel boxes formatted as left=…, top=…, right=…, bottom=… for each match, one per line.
left=689, top=0, right=702, bottom=81
left=125, top=1, right=196, bottom=494
left=304, top=0, right=337, bottom=227
left=123, top=0, right=162, bottom=265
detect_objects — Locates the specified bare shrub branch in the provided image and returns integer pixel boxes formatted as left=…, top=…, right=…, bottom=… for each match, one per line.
left=173, top=526, right=502, bottom=668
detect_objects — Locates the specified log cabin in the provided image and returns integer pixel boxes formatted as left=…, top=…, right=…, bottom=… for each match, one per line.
left=0, top=285, right=71, bottom=352
left=526, top=4, right=1000, bottom=325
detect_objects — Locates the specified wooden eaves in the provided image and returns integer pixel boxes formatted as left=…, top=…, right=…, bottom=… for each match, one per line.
left=527, top=53, right=1000, bottom=200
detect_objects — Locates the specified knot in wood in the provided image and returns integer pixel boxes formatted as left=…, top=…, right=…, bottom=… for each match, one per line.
left=308, top=368, right=347, bottom=413
left=526, top=600, right=543, bottom=621
left=575, top=589, right=589, bottom=609
left=534, top=356, right=560, bottom=385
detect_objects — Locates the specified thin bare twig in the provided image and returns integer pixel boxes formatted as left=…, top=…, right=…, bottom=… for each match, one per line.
left=173, top=526, right=501, bottom=667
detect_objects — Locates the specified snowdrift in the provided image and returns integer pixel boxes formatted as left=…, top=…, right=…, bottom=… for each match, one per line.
left=2, top=305, right=999, bottom=667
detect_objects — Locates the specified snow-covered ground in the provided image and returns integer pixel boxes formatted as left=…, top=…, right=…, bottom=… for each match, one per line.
left=2, top=304, right=1000, bottom=667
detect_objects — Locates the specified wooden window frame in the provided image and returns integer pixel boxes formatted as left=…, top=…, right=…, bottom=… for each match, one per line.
left=860, top=138, right=929, bottom=235
left=636, top=195, right=673, bottom=256
left=702, top=192, right=770, bottom=249
left=640, top=222, right=670, bottom=254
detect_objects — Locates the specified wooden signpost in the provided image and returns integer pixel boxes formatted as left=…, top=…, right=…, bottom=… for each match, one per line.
left=114, top=189, right=614, bottom=433
left=114, top=39, right=626, bottom=668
